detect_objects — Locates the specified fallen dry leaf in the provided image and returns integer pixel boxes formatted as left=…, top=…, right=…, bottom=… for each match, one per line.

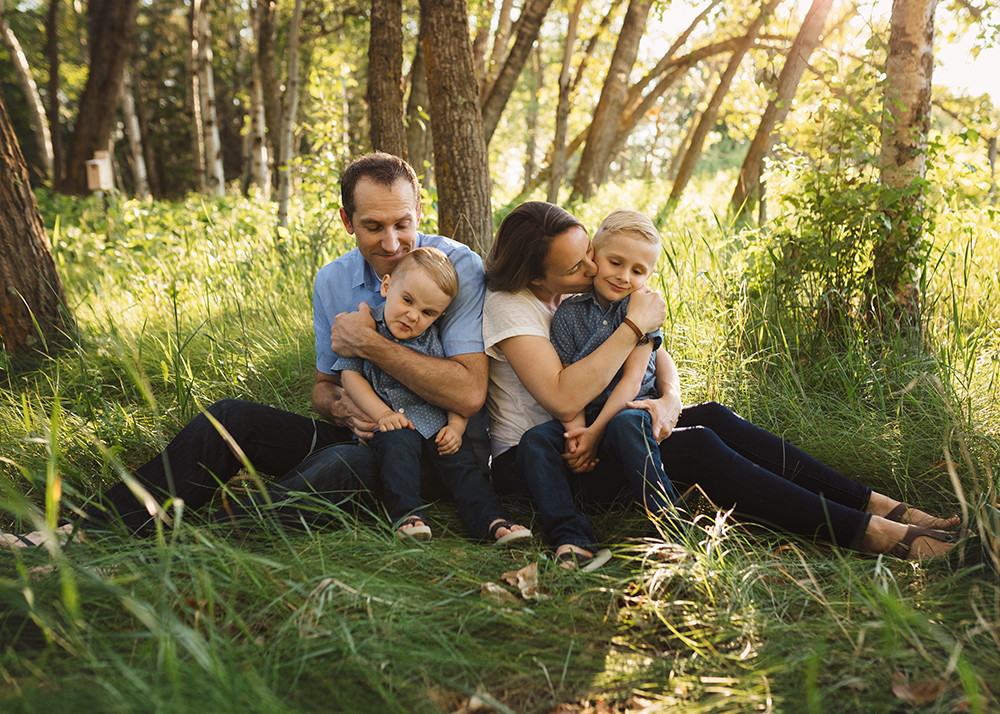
left=480, top=581, right=520, bottom=606
left=501, top=562, right=550, bottom=600
left=892, top=670, right=947, bottom=705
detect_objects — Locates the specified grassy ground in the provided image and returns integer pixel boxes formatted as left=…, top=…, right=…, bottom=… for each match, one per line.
left=1, top=187, right=998, bottom=713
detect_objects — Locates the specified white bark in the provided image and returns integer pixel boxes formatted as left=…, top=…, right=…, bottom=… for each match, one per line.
left=277, top=0, right=304, bottom=232
left=1, top=11, right=53, bottom=181
left=196, top=0, right=225, bottom=196
left=248, top=28, right=270, bottom=196
left=121, top=66, right=150, bottom=201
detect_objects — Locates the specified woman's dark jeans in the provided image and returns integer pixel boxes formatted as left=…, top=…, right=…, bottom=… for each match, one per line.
left=370, top=428, right=508, bottom=539
left=493, top=402, right=872, bottom=550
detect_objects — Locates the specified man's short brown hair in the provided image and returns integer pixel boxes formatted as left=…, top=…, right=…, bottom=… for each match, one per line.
left=341, top=152, right=420, bottom=221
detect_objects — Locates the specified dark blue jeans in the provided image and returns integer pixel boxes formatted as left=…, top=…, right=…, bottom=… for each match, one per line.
left=85, top=399, right=377, bottom=534
left=493, top=402, right=872, bottom=550
left=370, top=428, right=508, bottom=539
left=512, top=409, right=678, bottom=550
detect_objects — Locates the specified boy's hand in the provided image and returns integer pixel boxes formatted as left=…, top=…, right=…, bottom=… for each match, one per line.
left=377, top=411, right=414, bottom=432
left=625, top=287, right=666, bottom=335
left=562, top=426, right=600, bottom=473
left=435, top=425, right=462, bottom=455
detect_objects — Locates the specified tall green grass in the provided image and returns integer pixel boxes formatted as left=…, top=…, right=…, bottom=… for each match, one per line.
left=1, top=186, right=998, bottom=713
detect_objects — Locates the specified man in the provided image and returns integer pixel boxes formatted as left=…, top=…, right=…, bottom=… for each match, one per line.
left=3, top=153, right=493, bottom=544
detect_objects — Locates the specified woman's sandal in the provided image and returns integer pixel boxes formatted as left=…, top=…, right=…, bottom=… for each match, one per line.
left=557, top=547, right=613, bottom=572
left=888, top=524, right=964, bottom=560
left=395, top=516, right=432, bottom=542
left=489, top=519, right=532, bottom=547
left=884, top=503, right=960, bottom=529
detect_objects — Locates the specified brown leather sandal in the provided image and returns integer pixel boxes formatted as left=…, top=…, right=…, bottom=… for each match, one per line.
left=888, top=525, right=963, bottom=560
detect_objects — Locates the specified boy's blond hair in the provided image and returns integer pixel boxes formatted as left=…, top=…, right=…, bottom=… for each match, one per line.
left=392, top=247, right=459, bottom=299
left=592, top=209, right=660, bottom=252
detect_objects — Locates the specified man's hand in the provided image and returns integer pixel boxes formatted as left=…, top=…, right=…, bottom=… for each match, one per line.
left=627, top=397, right=681, bottom=442
left=562, top=426, right=600, bottom=473
left=330, top=302, right=378, bottom=359
left=377, top=410, right=414, bottom=432
left=435, top=424, right=462, bottom=455
left=313, top=371, right=378, bottom=440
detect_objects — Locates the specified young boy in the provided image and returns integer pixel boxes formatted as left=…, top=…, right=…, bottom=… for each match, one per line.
left=549, top=209, right=678, bottom=518
left=335, top=247, right=530, bottom=545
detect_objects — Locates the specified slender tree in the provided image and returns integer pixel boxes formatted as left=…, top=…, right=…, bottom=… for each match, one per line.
left=547, top=0, right=585, bottom=203
left=420, top=0, right=491, bottom=251
left=0, top=93, right=70, bottom=356
left=63, top=0, right=139, bottom=194
left=121, top=65, right=150, bottom=200
left=731, top=0, right=834, bottom=220
left=1, top=6, right=54, bottom=181
left=405, top=16, right=433, bottom=186
left=367, top=0, right=406, bottom=157
left=276, top=0, right=304, bottom=234
left=45, top=0, right=61, bottom=186
left=569, top=0, right=653, bottom=203
left=669, top=0, right=781, bottom=206
left=195, top=0, right=225, bottom=196
left=522, top=45, right=542, bottom=194
left=873, top=0, right=938, bottom=315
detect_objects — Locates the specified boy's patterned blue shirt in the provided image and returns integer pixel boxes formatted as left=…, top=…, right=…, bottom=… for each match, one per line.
left=333, top=303, right=448, bottom=439
left=550, top=291, right=663, bottom=421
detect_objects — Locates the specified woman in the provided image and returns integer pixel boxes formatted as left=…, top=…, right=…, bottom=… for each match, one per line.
left=482, top=202, right=960, bottom=568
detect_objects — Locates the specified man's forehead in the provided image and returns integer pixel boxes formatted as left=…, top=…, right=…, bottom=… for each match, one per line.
left=354, top=177, right=420, bottom=215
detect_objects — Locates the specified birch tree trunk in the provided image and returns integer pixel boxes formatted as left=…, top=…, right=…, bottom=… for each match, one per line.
left=46, top=0, right=62, bottom=186
left=367, top=0, right=407, bottom=158
left=276, top=0, right=304, bottom=234
left=121, top=66, right=150, bottom=201
left=258, top=0, right=282, bottom=169
left=187, top=0, right=206, bottom=193
left=731, top=0, right=833, bottom=220
left=522, top=46, right=542, bottom=194
left=873, top=0, right=938, bottom=315
left=248, top=39, right=270, bottom=196
left=1, top=9, right=54, bottom=182
left=547, top=0, right=584, bottom=203
left=405, top=17, right=433, bottom=186
left=196, top=0, right=225, bottom=196
left=0, top=93, right=70, bottom=356
left=569, top=0, right=653, bottom=203
left=420, top=0, right=492, bottom=252
left=669, top=0, right=781, bottom=206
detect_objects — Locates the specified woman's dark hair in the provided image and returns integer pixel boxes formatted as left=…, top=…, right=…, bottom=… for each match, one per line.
left=341, top=152, right=420, bottom=221
left=484, top=202, right=585, bottom=293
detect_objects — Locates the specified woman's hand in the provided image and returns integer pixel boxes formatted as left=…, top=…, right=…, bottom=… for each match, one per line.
left=627, top=396, right=681, bottom=442
left=625, top=288, right=667, bottom=334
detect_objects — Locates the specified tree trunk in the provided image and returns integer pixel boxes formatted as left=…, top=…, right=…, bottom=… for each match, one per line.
left=873, top=0, right=938, bottom=313
left=547, top=0, right=584, bottom=203
left=480, top=0, right=514, bottom=92
left=187, top=0, right=206, bottom=194
left=669, top=0, right=780, bottom=206
left=420, top=0, right=492, bottom=252
left=63, top=0, right=138, bottom=194
left=45, top=0, right=62, bottom=186
left=406, top=16, right=433, bottom=187
left=367, top=0, right=407, bottom=158
left=1, top=11, right=54, bottom=182
left=276, top=0, right=304, bottom=234
left=731, top=0, right=832, bottom=221
left=0, top=93, right=70, bottom=356
left=258, top=0, right=281, bottom=190
left=480, top=0, right=555, bottom=144
left=132, top=64, right=160, bottom=198
left=248, top=24, right=270, bottom=196
left=470, top=0, right=494, bottom=81
left=569, top=0, right=653, bottom=203
left=121, top=65, right=150, bottom=201
left=522, top=46, right=542, bottom=194
left=196, top=0, right=225, bottom=196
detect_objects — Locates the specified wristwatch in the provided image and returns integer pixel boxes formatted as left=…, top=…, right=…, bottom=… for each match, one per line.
left=621, top=317, right=649, bottom=345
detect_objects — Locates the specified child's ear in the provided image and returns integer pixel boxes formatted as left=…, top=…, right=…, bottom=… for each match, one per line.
left=380, top=274, right=391, bottom=297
